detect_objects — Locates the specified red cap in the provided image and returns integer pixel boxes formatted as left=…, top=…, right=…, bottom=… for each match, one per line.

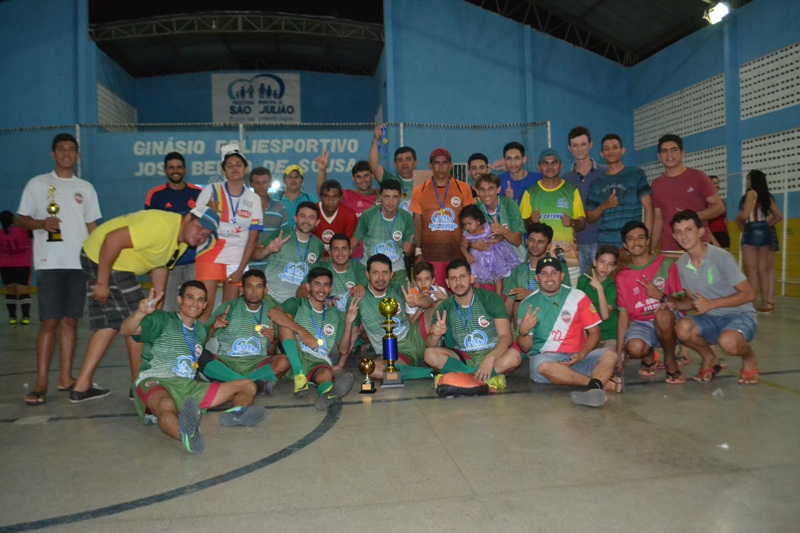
left=429, top=147, right=451, bottom=162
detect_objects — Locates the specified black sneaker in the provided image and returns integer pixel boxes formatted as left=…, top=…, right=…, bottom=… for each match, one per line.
left=69, top=385, right=111, bottom=404
left=314, top=373, right=354, bottom=411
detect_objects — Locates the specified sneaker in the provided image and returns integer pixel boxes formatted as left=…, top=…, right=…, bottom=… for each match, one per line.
left=294, top=372, right=310, bottom=397
left=219, top=405, right=268, bottom=427
left=570, top=388, right=606, bottom=408
left=179, top=398, right=204, bottom=454
left=314, top=373, right=354, bottom=411
left=21, top=317, right=30, bottom=325
left=484, top=374, right=507, bottom=393
left=433, top=373, right=442, bottom=392
left=8, top=318, right=17, bottom=325
left=129, top=389, right=134, bottom=401
left=69, top=384, right=111, bottom=404
left=143, top=413, right=158, bottom=426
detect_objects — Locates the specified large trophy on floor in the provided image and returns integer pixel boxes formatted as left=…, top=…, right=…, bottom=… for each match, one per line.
left=379, top=297, right=404, bottom=388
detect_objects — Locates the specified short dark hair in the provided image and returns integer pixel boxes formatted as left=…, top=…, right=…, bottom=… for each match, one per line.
left=658, top=134, right=683, bottom=152
left=468, top=153, right=488, bottom=166
left=329, top=232, right=350, bottom=247
left=446, top=258, right=471, bottom=277
left=595, top=244, right=619, bottom=260
left=379, top=179, right=402, bottom=195
left=459, top=204, right=485, bottom=225
left=164, top=152, right=185, bottom=166
left=394, top=147, right=417, bottom=161
left=296, top=201, right=319, bottom=217
left=308, top=267, right=333, bottom=284
left=51, top=133, right=78, bottom=152
left=474, top=173, right=500, bottom=188
left=242, top=269, right=267, bottom=284
left=527, top=222, right=554, bottom=244
left=320, top=179, right=343, bottom=195
left=621, top=220, right=649, bottom=241
left=367, top=253, right=393, bottom=272
left=568, top=126, right=591, bottom=144
left=503, top=141, right=525, bottom=157
left=670, top=209, right=702, bottom=230
left=250, top=167, right=271, bottom=180
left=179, top=280, right=207, bottom=297
left=413, top=260, right=435, bottom=278
left=351, top=160, right=370, bottom=176
left=600, top=133, right=623, bottom=148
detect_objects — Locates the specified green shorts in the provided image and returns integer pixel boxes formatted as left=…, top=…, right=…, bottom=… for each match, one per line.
left=299, top=351, right=334, bottom=379
left=215, top=354, right=270, bottom=377
left=397, top=322, right=426, bottom=366
left=133, top=376, right=219, bottom=419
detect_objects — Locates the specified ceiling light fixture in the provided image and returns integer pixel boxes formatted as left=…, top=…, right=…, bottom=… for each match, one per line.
left=704, top=2, right=731, bottom=24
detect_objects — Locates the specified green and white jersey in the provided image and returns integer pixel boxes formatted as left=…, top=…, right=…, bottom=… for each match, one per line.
left=382, top=171, right=415, bottom=213
left=261, top=229, right=325, bottom=304
left=476, top=197, right=525, bottom=234
left=210, top=297, right=277, bottom=357
left=433, top=289, right=508, bottom=362
left=134, top=311, right=208, bottom=384
left=316, top=259, right=368, bottom=313
left=281, top=297, right=344, bottom=365
left=354, top=206, right=415, bottom=272
left=503, top=258, right=571, bottom=297
left=352, top=284, right=412, bottom=355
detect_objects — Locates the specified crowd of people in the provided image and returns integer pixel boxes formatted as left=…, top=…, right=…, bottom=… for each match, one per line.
left=8, top=126, right=780, bottom=453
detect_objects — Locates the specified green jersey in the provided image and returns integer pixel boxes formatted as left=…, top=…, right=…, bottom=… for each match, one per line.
left=261, top=229, right=325, bottom=304
left=503, top=258, right=571, bottom=297
left=210, top=297, right=277, bottom=357
left=433, top=289, right=508, bottom=364
left=316, top=259, right=368, bottom=313
left=354, top=205, right=415, bottom=273
left=476, top=197, right=525, bottom=234
left=281, top=297, right=344, bottom=365
left=576, top=274, right=617, bottom=342
left=134, top=311, right=208, bottom=384
left=353, top=284, right=413, bottom=355
left=382, top=171, right=415, bottom=213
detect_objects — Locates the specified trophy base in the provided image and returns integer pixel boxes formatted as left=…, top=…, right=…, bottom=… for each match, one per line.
left=381, top=370, right=404, bottom=388
left=47, top=232, right=63, bottom=242
left=360, top=381, right=377, bottom=394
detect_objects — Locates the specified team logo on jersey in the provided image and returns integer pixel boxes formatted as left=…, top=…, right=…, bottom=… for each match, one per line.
left=392, top=230, right=403, bottom=242
left=229, top=337, right=263, bottom=356
left=374, top=241, right=399, bottom=261
left=451, top=196, right=461, bottom=207
left=74, top=193, right=84, bottom=204
left=333, top=295, right=348, bottom=312
left=557, top=198, right=569, bottom=209
left=173, top=355, right=196, bottom=378
left=237, top=209, right=252, bottom=218
left=429, top=208, right=458, bottom=231
left=560, top=310, right=572, bottom=324
left=324, top=324, right=335, bottom=336
left=478, top=315, right=490, bottom=327
left=279, top=262, right=308, bottom=285
left=400, top=198, right=410, bottom=212
left=345, top=281, right=355, bottom=290
left=589, top=303, right=597, bottom=313
left=145, top=380, right=158, bottom=388
left=307, top=252, right=318, bottom=264
left=463, top=330, right=496, bottom=352
left=654, top=277, right=666, bottom=290
left=322, top=229, right=334, bottom=243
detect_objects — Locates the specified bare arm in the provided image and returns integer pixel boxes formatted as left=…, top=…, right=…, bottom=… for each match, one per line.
left=767, top=199, right=782, bottom=227
left=641, top=194, right=654, bottom=239
left=230, top=229, right=259, bottom=284
left=651, top=208, right=663, bottom=253
left=368, top=124, right=386, bottom=182
left=698, top=194, right=725, bottom=221
left=413, top=213, right=423, bottom=259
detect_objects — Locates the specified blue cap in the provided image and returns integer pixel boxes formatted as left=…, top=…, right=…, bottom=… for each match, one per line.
left=538, top=148, right=562, bottom=163
left=190, top=206, right=220, bottom=238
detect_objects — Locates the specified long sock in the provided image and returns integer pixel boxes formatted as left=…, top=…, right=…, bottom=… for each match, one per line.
left=244, top=364, right=277, bottom=382
left=442, top=357, right=471, bottom=374
left=203, top=360, right=246, bottom=382
left=5, top=294, right=17, bottom=318
left=283, top=340, right=303, bottom=375
left=19, top=294, right=30, bottom=318
left=317, top=381, right=333, bottom=396
left=397, top=364, right=433, bottom=380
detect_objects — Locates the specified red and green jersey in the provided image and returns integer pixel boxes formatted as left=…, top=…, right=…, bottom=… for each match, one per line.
left=615, top=255, right=684, bottom=322
left=518, top=286, right=600, bottom=354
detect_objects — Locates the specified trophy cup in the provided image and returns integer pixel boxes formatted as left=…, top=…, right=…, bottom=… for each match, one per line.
left=379, top=297, right=404, bottom=387
left=359, top=358, right=376, bottom=394
left=46, top=184, right=63, bottom=242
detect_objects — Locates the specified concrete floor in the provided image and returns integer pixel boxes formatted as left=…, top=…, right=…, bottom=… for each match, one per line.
left=1, top=296, right=799, bottom=533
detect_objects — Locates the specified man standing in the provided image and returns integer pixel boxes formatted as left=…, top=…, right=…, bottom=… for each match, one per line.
left=585, top=134, right=653, bottom=249
left=313, top=179, right=358, bottom=256
left=274, top=165, right=319, bottom=228
left=520, top=149, right=586, bottom=284
left=651, top=134, right=724, bottom=256
left=144, top=152, right=203, bottom=312
left=121, top=282, right=266, bottom=454
left=424, top=259, right=521, bottom=392
left=670, top=210, right=759, bottom=384
left=247, top=166, right=288, bottom=272
left=369, top=124, right=417, bottom=213
left=409, top=147, right=474, bottom=287
left=562, top=127, right=607, bottom=275
left=466, top=153, right=491, bottom=189
left=497, top=142, right=541, bottom=205
left=17, top=133, right=102, bottom=406
left=352, top=180, right=415, bottom=286
left=339, top=160, right=377, bottom=260
left=515, top=257, right=621, bottom=407
left=70, top=206, right=219, bottom=402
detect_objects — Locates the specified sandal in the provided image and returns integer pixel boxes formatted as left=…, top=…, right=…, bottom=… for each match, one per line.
left=24, top=390, right=47, bottom=406
left=693, top=364, right=722, bottom=382
left=638, top=352, right=660, bottom=376
left=676, top=354, right=692, bottom=367
left=605, top=376, right=624, bottom=393
left=666, top=371, right=686, bottom=385
left=738, top=368, right=759, bottom=385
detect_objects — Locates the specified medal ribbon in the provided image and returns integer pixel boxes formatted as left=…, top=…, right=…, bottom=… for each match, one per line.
left=181, top=319, right=198, bottom=367
left=455, top=292, right=475, bottom=330
left=432, top=178, right=451, bottom=212
left=307, top=298, right=327, bottom=345
left=224, top=183, right=242, bottom=224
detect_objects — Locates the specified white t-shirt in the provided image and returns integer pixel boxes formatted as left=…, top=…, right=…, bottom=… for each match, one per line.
left=17, top=172, right=102, bottom=270
left=196, top=183, right=263, bottom=266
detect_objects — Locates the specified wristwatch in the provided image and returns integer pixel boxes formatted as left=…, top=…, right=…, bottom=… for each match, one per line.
left=660, top=294, right=669, bottom=303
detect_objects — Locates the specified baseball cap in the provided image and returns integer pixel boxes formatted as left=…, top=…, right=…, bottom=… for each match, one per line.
left=190, top=206, right=220, bottom=238
left=429, top=147, right=452, bottom=162
left=536, top=256, right=563, bottom=274
left=538, top=148, right=562, bottom=163
left=284, top=164, right=304, bottom=178
left=220, top=142, right=248, bottom=166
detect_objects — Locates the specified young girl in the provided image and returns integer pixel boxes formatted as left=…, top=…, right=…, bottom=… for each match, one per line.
left=405, top=260, right=447, bottom=337
left=459, top=205, right=519, bottom=294
left=576, top=245, right=618, bottom=347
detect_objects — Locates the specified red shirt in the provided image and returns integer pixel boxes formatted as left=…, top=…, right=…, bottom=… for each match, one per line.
left=313, top=203, right=358, bottom=256
left=342, top=189, right=377, bottom=258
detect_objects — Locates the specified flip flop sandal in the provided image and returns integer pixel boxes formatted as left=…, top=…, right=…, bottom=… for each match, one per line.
left=666, top=372, right=686, bottom=385
left=638, top=352, right=660, bottom=376
left=738, top=368, right=759, bottom=385
left=692, top=364, right=722, bottom=382
left=24, top=390, right=47, bottom=406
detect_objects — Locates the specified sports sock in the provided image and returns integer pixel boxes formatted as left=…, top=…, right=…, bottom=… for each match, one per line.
left=5, top=294, right=18, bottom=318
left=397, top=364, right=433, bottom=380
left=283, top=340, right=303, bottom=375
left=441, top=357, right=471, bottom=374
left=244, top=364, right=277, bottom=382
left=203, top=360, right=245, bottom=382
left=587, top=378, right=604, bottom=390
left=19, top=294, right=30, bottom=318
left=317, top=381, right=333, bottom=396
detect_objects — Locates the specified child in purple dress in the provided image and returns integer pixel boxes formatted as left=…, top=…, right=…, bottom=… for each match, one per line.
left=459, top=205, right=519, bottom=294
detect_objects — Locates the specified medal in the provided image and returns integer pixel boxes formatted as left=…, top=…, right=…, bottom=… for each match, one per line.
left=317, top=338, right=324, bottom=346
left=191, top=362, right=199, bottom=369
left=254, top=324, right=262, bottom=332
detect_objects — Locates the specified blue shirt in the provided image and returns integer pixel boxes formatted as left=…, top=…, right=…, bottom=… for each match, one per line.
left=562, top=159, right=606, bottom=246
left=275, top=190, right=318, bottom=228
left=498, top=171, right=541, bottom=206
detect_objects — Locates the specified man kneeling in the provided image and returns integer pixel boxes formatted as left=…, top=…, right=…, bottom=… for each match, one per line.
left=516, top=257, right=622, bottom=407
left=121, top=281, right=266, bottom=454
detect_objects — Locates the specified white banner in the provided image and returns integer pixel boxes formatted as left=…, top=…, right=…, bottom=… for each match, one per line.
left=212, top=73, right=301, bottom=124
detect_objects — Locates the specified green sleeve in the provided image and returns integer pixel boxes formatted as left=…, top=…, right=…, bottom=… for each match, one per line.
left=576, top=274, right=588, bottom=292
left=259, top=229, right=281, bottom=247
left=503, top=198, right=525, bottom=234
left=503, top=263, right=521, bottom=296
left=210, top=299, right=238, bottom=323
left=354, top=262, right=368, bottom=285
left=561, top=260, right=571, bottom=286
left=479, top=289, right=508, bottom=319
left=353, top=209, right=369, bottom=241
left=334, top=310, right=345, bottom=344
left=281, top=297, right=300, bottom=316
left=605, top=279, right=617, bottom=311
left=134, top=311, right=167, bottom=344
left=402, top=211, right=416, bottom=242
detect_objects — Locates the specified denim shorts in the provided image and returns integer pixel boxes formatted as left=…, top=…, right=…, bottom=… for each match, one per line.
left=742, top=221, right=771, bottom=247
left=529, top=347, right=611, bottom=383
left=685, top=313, right=757, bottom=344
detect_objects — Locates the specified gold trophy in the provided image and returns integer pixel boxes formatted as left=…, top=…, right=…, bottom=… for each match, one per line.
left=379, top=297, right=404, bottom=387
left=46, top=184, right=63, bottom=242
left=359, top=358, right=376, bottom=394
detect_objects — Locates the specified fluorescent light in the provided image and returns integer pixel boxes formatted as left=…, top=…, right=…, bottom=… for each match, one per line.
left=705, top=2, right=730, bottom=24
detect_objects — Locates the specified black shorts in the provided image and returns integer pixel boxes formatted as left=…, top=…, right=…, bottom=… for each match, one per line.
left=36, top=269, right=86, bottom=320
left=0, top=266, right=31, bottom=286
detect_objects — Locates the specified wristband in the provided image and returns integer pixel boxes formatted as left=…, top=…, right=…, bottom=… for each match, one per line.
left=518, top=331, right=530, bottom=337
left=415, top=247, right=423, bottom=256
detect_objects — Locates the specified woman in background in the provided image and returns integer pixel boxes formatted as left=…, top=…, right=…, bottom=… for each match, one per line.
left=707, top=176, right=730, bottom=249
left=0, top=210, right=33, bottom=324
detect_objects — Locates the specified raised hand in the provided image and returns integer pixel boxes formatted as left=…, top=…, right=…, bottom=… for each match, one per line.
left=603, top=189, right=619, bottom=210
left=138, top=288, right=164, bottom=314
left=584, top=271, right=603, bottom=292
left=346, top=294, right=362, bottom=322
left=267, top=230, right=292, bottom=254
left=636, top=274, right=662, bottom=300
left=504, top=186, right=515, bottom=199
left=431, top=309, right=448, bottom=337
left=314, top=150, right=330, bottom=171
left=401, top=282, right=419, bottom=308
left=561, top=211, right=572, bottom=228
left=530, top=206, right=541, bottom=223
left=213, top=305, right=231, bottom=330
left=509, top=287, right=533, bottom=302
left=518, top=305, right=539, bottom=334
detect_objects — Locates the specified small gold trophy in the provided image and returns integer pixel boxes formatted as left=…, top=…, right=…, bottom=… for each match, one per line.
left=359, top=358, right=376, bottom=394
left=46, top=184, right=63, bottom=242
left=379, top=297, right=404, bottom=387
